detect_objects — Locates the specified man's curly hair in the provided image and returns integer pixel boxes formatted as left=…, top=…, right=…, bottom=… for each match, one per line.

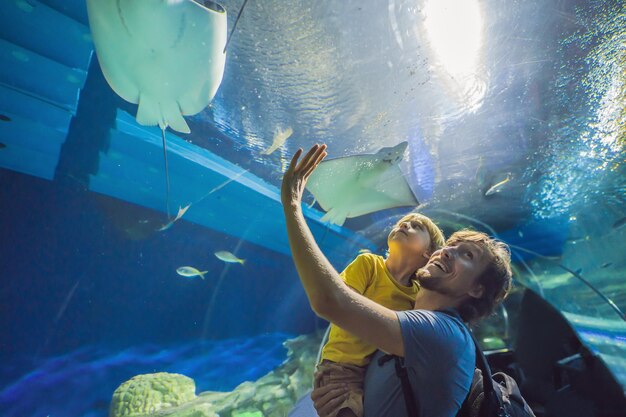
left=448, top=230, right=513, bottom=323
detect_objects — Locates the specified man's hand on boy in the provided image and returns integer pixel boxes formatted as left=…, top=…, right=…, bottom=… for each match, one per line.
left=310, top=380, right=352, bottom=416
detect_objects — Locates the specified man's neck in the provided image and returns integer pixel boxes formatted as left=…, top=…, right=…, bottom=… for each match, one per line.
left=413, top=287, right=461, bottom=311
left=385, top=254, right=426, bottom=286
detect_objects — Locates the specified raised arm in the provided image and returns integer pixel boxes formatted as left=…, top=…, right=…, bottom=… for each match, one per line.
left=281, top=144, right=404, bottom=356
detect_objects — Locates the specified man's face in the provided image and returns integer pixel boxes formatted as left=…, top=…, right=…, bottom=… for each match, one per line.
left=387, top=219, right=431, bottom=258
left=416, top=241, right=489, bottom=299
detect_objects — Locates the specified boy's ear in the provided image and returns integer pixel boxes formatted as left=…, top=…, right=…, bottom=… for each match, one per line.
left=422, top=251, right=431, bottom=258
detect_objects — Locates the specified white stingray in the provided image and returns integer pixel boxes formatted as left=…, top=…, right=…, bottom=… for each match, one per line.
left=86, top=0, right=227, bottom=133
left=306, top=142, right=419, bottom=226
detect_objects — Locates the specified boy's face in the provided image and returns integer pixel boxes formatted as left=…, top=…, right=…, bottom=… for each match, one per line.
left=387, top=219, right=432, bottom=261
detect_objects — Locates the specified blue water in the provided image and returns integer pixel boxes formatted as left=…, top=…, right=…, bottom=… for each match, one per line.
left=0, top=333, right=291, bottom=417
left=0, top=170, right=319, bottom=417
left=1, top=0, right=626, bottom=415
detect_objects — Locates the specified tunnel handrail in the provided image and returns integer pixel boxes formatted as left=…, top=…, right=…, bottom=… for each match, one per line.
left=503, top=244, right=626, bottom=322
left=556, top=264, right=626, bottom=322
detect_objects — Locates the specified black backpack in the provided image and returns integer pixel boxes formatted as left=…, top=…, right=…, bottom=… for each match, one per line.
left=379, top=312, right=536, bottom=417
left=455, top=330, right=536, bottom=417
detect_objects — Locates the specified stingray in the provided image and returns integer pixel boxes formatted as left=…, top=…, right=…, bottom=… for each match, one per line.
left=86, top=0, right=228, bottom=133
left=306, top=142, right=419, bottom=226
left=86, top=0, right=248, bottom=217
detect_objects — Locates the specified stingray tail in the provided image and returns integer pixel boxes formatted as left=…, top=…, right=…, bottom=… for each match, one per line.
left=224, top=0, right=251, bottom=53
left=160, top=127, right=171, bottom=219
left=138, top=96, right=191, bottom=219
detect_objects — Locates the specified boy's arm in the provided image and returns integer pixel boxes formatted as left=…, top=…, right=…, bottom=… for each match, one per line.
left=281, top=145, right=405, bottom=357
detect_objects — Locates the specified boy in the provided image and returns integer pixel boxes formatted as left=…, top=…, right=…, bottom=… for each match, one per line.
left=312, top=212, right=445, bottom=417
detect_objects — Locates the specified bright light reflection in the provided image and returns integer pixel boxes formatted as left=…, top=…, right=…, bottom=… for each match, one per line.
left=590, top=73, right=623, bottom=155
left=423, top=0, right=483, bottom=82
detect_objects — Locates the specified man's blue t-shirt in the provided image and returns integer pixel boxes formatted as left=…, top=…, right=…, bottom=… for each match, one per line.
left=363, top=309, right=475, bottom=417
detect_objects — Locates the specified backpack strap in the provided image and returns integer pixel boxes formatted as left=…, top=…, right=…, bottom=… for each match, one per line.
left=437, top=310, right=505, bottom=416
left=377, top=310, right=505, bottom=417
left=377, top=354, right=420, bottom=417
left=466, top=330, right=498, bottom=406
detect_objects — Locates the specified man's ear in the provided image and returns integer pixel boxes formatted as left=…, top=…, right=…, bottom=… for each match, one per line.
left=468, top=284, right=484, bottom=299
left=422, top=251, right=431, bottom=259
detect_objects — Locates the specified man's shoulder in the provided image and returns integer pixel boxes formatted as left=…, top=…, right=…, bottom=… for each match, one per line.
left=398, top=310, right=473, bottom=366
left=397, top=309, right=471, bottom=351
left=399, top=308, right=464, bottom=323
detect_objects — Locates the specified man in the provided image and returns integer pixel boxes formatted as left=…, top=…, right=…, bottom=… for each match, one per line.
left=282, top=144, right=513, bottom=417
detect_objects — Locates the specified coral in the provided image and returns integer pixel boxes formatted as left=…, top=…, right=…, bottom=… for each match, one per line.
left=109, top=332, right=324, bottom=417
left=109, top=373, right=197, bottom=416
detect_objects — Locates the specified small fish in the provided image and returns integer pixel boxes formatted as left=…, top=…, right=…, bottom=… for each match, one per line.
left=158, top=204, right=191, bottom=231
left=612, top=217, right=626, bottom=230
left=358, top=248, right=372, bottom=254
left=485, top=174, right=511, bottom=196
left=215, top=251, right=245, bottom=265
left=261, top=127, right=293, bottom=155
left=0, top=114, right=10, bottom=122
left=0, top=142, right=5, bottom=149
left=517, top=230, right=524, bottom=238
left=601, top=262, right=612, bottom=268
left=176, top=266, right=207, bottom=280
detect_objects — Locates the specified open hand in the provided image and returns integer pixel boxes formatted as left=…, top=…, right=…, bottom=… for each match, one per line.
left=281, top=144, right=327, bottom=207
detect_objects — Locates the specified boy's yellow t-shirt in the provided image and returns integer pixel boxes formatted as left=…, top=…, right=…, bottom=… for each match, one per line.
left=320, top=253, right=419, bottom=366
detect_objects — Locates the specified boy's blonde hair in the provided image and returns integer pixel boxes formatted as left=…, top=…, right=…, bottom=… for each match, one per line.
left=394, top=212, right=445, bottom=255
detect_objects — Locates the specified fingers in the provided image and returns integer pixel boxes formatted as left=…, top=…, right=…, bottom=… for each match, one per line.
left=310, top=381, right=346, bottom=402
left=299, top=144, right=321, bottom=171
left=302, top=146, right=327, bottom=178
left=286, top=148, right=303, bottom=173
left=311, top=378, right=357, bottom=416
left=315, top=393, right=347, bottom=416
left=299, top=144, right=327, bottom=176
left=286, top=144, right=327, bottom=177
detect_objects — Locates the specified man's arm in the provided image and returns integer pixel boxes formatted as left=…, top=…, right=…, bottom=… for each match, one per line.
left=281, top=145, right=405, bottom=357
